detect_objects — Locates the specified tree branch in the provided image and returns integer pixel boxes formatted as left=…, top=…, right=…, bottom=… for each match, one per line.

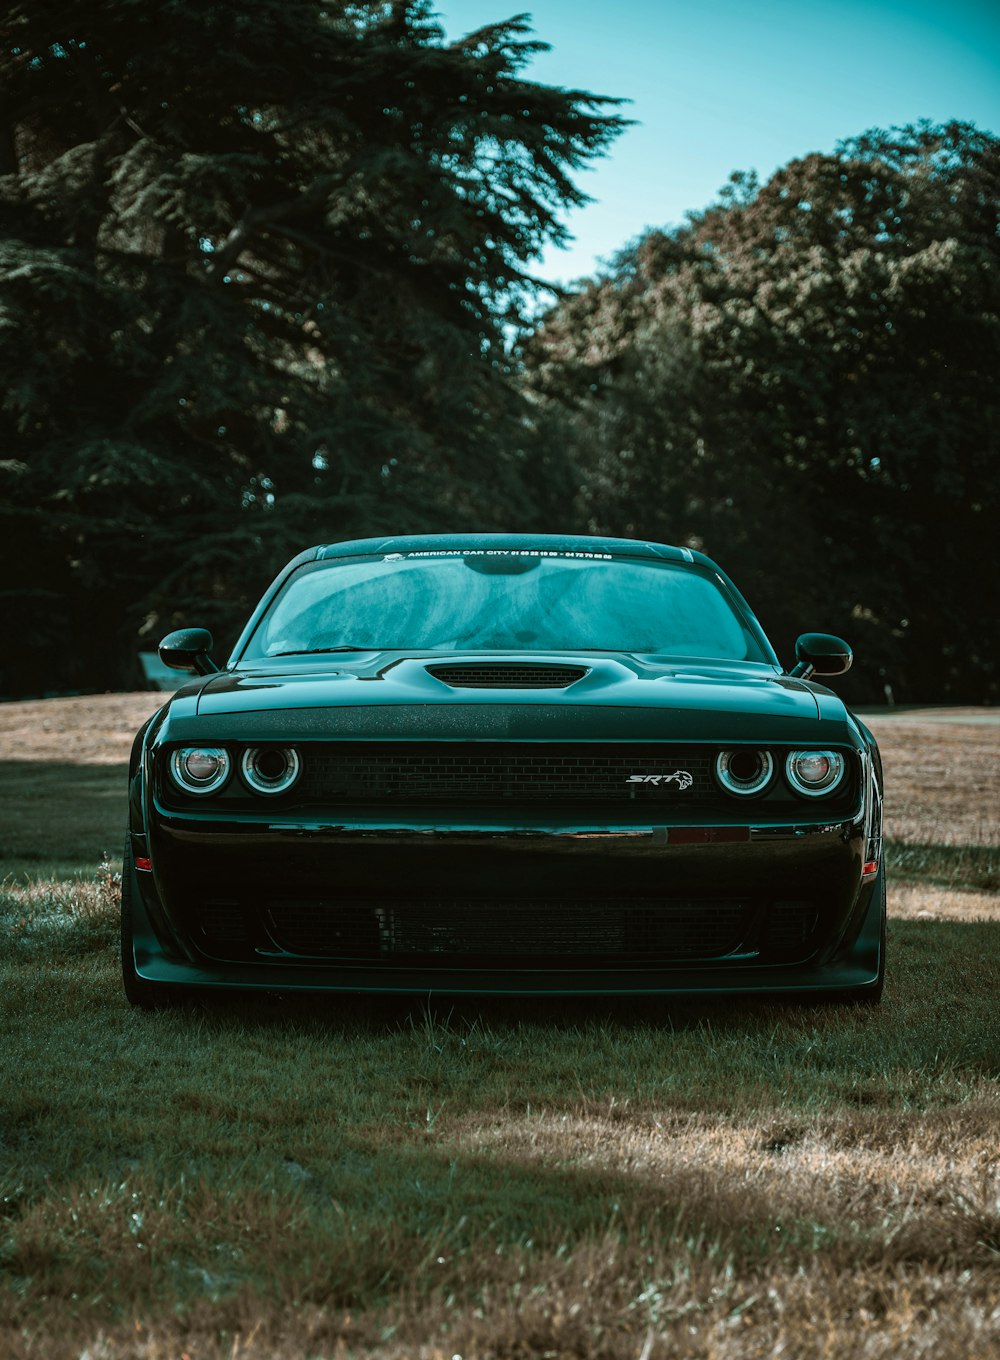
left=209, top=178, right=342, bottom=282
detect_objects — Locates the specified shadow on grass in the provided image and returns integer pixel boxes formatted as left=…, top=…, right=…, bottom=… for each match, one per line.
left=884, top=838, right=998, bottom=891
left=155, top=916, right=1000, bottom=1052
left=0, top=760, right=128, bottom=880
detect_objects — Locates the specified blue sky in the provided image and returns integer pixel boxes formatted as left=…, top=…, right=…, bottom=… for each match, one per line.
left=436, top=0, right=1000, bottom=285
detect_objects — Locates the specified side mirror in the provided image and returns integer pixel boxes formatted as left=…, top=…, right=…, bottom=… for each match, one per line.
left=789, top=632, right=852, bottom=680
left=158, top=628, right=220, bottom=675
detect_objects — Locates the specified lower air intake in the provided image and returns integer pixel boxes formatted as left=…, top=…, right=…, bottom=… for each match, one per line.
left=763, top=901, right=819, bottom=957
left=265, top=898, right=751, bottom=963
left=200, top=900, right=250, bottom=950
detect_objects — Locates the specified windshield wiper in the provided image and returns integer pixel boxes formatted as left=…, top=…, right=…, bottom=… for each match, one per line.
left=268, top=646, right=381, bottom=657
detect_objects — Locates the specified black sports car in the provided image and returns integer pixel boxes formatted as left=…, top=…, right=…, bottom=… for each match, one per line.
left=123, top=534, right=885, bottom=1007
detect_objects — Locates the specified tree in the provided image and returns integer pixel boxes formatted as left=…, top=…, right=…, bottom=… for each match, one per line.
left=525, top=122, right=1000, bottom=701
left=0, top=0, right=624, bottom=693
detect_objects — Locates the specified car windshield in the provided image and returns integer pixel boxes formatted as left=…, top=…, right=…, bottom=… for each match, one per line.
left=242, top=551, right=766, bottom=661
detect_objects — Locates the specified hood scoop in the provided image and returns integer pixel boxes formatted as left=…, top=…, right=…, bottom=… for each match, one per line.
left=426, top=663, right=589, bottom=690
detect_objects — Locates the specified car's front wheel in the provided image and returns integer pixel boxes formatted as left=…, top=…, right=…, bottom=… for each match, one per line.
left=120, top=840, right=173, bottom=1010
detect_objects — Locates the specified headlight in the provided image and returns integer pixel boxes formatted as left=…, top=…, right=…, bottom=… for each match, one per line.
left=715, top=749, right=774, bottom=796
left=169, top=746, right=231, bottom=795
left=240, top=746, right=301, bottom=795
left=785, top=749, right=846, bottom=797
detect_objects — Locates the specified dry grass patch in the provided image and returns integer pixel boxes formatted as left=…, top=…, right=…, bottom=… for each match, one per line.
left=867, top=711, right=1000, bottom=850
left=5, top=1264, right=998, bottom=1360
left=890, top=882, right=1000, bottom=922
left=466, top=1104, right=1000, bottom=1262
left=4, top=1234, right=998, bottom=1360
left=0, top=692, right=164, bottom=765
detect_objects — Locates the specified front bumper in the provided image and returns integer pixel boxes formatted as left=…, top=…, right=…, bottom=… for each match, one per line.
left=129, top=809, right=881, bottom=997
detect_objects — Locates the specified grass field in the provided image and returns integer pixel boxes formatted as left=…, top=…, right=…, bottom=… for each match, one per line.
left=0, top=696, right=997, bottom=1358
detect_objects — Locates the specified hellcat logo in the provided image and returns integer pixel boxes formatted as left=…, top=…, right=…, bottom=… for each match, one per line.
left=626, top=771, right=694, bottom=790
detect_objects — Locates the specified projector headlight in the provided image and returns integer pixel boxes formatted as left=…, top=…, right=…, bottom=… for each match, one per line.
left=714, top=749, right=774, bottom=797
left=785, top=749, right=846, bottom=797
left=169, top=747, right=231, bottom=796
left=240, top=746, right=301, bottom=795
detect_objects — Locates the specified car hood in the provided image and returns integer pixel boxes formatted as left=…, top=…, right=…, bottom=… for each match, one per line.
left=160, top=654, right=858, bottom=746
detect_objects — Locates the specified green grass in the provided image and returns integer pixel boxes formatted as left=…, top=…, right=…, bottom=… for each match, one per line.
left=1, top=869, right=998, bottom=1358
left=884, top=838, right=999, bottom=892
left=0, top=761, right=126, bottom=881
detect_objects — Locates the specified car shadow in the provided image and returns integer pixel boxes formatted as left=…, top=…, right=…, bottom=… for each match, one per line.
left=168, top=914, right=998, bottom=1044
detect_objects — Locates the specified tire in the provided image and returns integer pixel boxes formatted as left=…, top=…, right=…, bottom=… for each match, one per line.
left=121, top=840, right=173, bottom=1010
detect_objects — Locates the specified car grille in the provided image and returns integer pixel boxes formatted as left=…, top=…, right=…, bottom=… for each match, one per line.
left=426, top=664, right=588, bottom=688
left=264, top=897, right=750, bottom=961
left=195, top=896, right=822, bottom=967
left=199, top=901, right=247, bottom=945
left=300, top=743, right=716, bottom=805
left=762, top=901, right=819, bottom=952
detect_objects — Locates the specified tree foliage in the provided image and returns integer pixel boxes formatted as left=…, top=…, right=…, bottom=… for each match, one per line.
left=3, top=16, right=994, bottom=708
left=0, top=0, right=623, bottom=692
left=525, top=122, right=1000, bottom=701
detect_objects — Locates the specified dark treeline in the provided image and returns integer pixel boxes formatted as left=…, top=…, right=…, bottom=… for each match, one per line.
left=525, top=121, right=1000, bottom=704
left=1, top=2, right=997, bottom=702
